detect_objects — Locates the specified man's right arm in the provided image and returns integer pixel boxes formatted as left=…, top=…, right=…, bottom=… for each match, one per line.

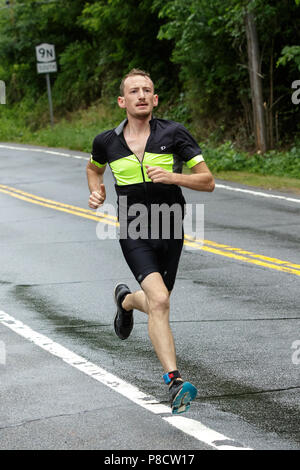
left=86, top=160, right=106, bottom=209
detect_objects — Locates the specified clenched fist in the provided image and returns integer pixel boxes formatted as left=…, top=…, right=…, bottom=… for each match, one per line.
left=145, top=165, right=175, bottom=184
left=88, top=184, right=106, bottom=209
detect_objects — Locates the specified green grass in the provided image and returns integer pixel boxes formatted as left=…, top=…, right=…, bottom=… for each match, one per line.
left=0, top=99, right=124, bottom=152
left=213, top=171, right=300, bottom=195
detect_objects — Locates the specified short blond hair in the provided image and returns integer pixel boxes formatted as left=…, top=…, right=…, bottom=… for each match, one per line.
left=120, top=68, right=154, bottom=96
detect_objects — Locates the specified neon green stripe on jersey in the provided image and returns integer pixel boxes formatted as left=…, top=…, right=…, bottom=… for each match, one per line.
left=110, top=154, right=145, bottom=185
left=143, top=152, right=174, bottom=172
left=110, top=153, right=175, bottom=186
left=186, top=154, right=204, bottom=168
left=90, top=156, right=106, bottom=168
left=142, top=152, right=174, bottom=183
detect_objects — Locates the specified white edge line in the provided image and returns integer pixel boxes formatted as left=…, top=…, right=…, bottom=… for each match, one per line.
left=0, top=144, right=299, bottom=204
left=215, top=183, right=300, bottom=204
left=0, top=144, right=89, bottom=161
left=0, top=310, right=252, bottom=450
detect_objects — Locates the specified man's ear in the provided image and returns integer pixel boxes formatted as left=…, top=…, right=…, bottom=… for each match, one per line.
left=118, top=96, right=126, bottom=109
left=153, top=94, right=158, bottom=107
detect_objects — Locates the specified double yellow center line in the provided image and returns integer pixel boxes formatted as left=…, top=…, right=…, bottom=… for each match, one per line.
left=1, top=183, right=300, bottom=277
left=0, top=183, right=117, bottom=226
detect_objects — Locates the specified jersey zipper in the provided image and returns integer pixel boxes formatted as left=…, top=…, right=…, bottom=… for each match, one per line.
left=133, top=139, right=150, bottom=212
left=133, top=152, right=146, bottom=181
left=121, top=128, right=152, bottom=215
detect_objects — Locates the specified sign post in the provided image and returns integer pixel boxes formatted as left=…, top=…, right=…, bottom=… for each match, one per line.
left=35, top=43, right=57, bottom=127
left=0, top=80, right=5, bottom=104
left=45, top=73, right=54, bottom=127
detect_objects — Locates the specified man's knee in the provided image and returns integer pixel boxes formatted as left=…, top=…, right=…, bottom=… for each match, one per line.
left=148, top=291, right=170, bottom=314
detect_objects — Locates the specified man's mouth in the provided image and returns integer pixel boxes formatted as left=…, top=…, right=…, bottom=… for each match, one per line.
left=136, top=103, right=148, bottom=107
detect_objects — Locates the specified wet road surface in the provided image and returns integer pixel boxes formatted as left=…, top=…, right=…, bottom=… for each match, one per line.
left=0, top=143, right=299, bottom=450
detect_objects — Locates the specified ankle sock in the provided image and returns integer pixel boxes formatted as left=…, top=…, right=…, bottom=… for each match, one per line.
left=163, top=370, right=182, bottom=385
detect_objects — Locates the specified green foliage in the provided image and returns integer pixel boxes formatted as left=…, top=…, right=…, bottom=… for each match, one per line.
left=0, top=0, right=177, bottom=119
left=0, top=0, right=299, bottom=152
left=154, top=0, right=249, bottom=111
left=203, top=140, right=300, bottom=179
left=154, top=0, right=300, bottom=143
left=78, top=0, right=177, bottom=100
left=277, top=46, right=300, bottom=70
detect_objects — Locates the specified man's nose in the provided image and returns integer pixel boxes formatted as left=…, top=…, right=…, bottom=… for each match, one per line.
left=138, top=89, right=145, bottom=99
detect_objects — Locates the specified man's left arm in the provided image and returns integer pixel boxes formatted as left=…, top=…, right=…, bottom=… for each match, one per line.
left=146, top=162, right=215, bottom=192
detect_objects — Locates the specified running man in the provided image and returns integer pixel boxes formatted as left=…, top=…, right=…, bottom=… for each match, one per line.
left=86, top=69, right=215, bottom=414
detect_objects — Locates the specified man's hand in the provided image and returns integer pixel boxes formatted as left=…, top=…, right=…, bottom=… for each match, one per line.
left=145, top=165, right=175, bottom=184
left=88, top=184, right=106, bottom=209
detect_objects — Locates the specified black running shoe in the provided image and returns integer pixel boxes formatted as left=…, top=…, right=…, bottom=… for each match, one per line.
left=114, top=283, right=134, bottom=340
left=169, top=379, right=198, bottom=414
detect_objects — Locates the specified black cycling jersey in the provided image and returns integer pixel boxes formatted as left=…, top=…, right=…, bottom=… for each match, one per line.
left=90, top=117, right=204, bottom=220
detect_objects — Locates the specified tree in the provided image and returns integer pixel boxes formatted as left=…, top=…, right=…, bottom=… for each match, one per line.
left=244, top=4, right=267, bottom=153
left=154, top=0, right=300, bottom=150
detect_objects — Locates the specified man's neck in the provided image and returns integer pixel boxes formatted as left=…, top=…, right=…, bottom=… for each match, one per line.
left=124, top=114, right=152, bottom=137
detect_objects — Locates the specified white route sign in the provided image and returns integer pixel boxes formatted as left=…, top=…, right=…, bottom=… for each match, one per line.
left=35, top=43, right=56, bottom=63
left=36, top=43, right=57, bottom=74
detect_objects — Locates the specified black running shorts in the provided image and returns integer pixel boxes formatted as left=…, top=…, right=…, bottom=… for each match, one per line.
left=119, top=234, right=184, bottom=291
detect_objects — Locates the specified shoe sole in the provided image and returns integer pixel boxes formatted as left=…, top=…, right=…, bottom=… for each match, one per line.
left=171, top=382, right=198, bottom=415
left=113, top=283, right=133, bottom=340
left=113, top=283, right=123, bottom=337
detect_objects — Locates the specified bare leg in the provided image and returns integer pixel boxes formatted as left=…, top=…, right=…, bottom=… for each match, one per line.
left=122, top=287, right=173, bottom=315
left=141, top=272, right=177, bottom=373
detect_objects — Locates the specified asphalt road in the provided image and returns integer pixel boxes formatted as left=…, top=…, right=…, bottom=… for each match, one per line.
left=0, top=143, right=299, bottom=451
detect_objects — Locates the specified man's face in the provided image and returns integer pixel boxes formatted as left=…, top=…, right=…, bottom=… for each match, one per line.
left=118, top=75, right=158, bottom=119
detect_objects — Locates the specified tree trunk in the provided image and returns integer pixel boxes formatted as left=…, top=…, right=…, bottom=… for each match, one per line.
left=245, top=9, right=268, bottom=153
left=269, top=38, right=274, bottom=149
